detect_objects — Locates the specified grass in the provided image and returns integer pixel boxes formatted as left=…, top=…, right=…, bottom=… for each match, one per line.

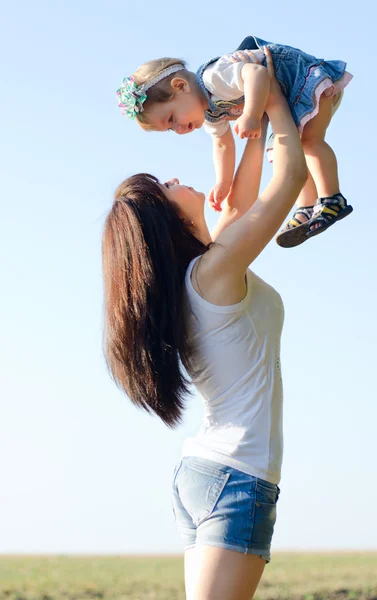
left=0, top=553, right=376, bottom=599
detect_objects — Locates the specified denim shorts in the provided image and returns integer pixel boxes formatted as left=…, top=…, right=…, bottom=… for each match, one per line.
left=171, top=456, right=280, bottom=562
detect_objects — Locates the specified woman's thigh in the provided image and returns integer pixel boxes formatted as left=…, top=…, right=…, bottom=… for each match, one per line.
left=184, top=545, right=266, bottom=600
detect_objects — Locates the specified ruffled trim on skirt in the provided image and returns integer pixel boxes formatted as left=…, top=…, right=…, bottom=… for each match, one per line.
left=297, top=70, right=353, bottom=134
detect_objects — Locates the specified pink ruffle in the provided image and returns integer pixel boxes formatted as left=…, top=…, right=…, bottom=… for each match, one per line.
left=297, top=70, right=353, bottom=134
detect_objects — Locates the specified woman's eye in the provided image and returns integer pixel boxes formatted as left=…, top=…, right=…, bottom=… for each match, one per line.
left=164, top=183, right=170, bottom=189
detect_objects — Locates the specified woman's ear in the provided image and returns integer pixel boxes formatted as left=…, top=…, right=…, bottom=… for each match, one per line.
left=170, top=76, right=190, bottom=93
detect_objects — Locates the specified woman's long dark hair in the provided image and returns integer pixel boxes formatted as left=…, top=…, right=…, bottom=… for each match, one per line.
left=102, top=174, right=209, bottom=427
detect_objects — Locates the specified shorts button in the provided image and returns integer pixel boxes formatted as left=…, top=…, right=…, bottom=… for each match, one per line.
left=256, top=501, right=261, bottom=507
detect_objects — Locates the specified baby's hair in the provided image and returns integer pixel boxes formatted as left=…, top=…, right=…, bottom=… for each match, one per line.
left=132, top=58, right=190, bottom=128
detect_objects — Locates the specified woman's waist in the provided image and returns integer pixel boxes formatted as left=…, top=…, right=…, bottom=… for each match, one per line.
left=181, top=438, right=283, bottom=485
left=192, top=366, right=283, bottom=407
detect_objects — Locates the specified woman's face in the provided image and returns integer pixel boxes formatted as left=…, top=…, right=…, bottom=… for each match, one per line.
left=162, top=178, right=205, bottom=223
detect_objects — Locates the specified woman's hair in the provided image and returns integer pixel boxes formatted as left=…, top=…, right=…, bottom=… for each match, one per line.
left=102, top=173, right=209, bottom=427
left=132, top=58, right=191, bottom=128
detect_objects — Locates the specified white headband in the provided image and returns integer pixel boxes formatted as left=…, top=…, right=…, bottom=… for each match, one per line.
left=143, top=64, right=186, bottom=92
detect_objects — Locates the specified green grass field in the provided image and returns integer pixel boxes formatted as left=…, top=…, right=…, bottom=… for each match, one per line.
left=1, top=553, right=376, bottom=600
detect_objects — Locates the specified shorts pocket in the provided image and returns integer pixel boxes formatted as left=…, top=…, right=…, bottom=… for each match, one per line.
left=177, top=461, right=230, bottom=527
left=256, top=480, right=279, bottom=506
left=252, top=480, right=279, bottom=548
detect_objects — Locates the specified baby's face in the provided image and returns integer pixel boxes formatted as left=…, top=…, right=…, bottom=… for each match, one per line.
left=145, top=84, right=206, bottom=134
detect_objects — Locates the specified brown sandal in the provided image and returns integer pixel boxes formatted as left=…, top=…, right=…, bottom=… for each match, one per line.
left=276, top=206, right=314, bottom=248
left=306, top=194, right=353, bottom=239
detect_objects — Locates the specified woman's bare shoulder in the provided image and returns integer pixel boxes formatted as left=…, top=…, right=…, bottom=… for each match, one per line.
left=192, top=247, right=248, bottom=306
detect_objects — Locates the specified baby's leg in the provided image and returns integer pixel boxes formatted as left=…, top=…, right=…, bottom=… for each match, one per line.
left=276, top=93, right=353, bottom=247
left=297, top=170, right=317, bottom=206
left=301, top=93, right=339, bottom=198
left=291, top=170, right=317, bottom=224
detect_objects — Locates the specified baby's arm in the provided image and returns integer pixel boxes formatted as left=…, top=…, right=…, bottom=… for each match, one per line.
left=234, top=63, right=270, bottom=139
left=211, top=115, right=268, bottom=238
left=208, top=128, right=235, bottom=212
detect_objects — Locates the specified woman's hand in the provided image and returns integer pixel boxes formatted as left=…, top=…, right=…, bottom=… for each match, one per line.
left=229, top=46, right=281, bottom=107
left=228, top=49, right=261, bottom=65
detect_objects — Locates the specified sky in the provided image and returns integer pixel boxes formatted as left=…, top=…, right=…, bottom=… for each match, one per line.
left=1, top=0, right=376, bottom=554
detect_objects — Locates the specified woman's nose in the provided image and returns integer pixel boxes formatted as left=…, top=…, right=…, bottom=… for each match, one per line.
left=175, top=124, right=187, bottom=135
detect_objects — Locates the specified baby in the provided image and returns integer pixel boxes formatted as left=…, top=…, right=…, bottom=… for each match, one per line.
left=117, top=35, right=353, bottom=247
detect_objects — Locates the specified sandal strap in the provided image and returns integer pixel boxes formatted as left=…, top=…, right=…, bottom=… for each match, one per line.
left=320, top=205, right=340, bottom=218
left=309, top=194, right=351, bottom=230
left=282, top=206, right=315, bottom=231
left=288, top=217, right=304, bottom=228
left=294, top=206, right=314, bottom=221
left=313, top=194, right=347, bottom=214
left=309, top=213, right=333, bottom=227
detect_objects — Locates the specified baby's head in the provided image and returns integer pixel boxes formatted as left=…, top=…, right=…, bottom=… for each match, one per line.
left=117, top=58, right=207, bottom=134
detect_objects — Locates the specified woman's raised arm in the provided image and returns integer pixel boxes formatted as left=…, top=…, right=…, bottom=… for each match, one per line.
left=196, top=48, right=307, bottom=305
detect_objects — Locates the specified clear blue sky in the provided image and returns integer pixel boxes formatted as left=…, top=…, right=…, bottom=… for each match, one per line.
left=1, top=0, right=376, bottom=553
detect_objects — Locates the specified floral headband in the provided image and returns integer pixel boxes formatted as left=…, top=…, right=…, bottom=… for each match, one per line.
left=116, top=64, right=185, bottom=119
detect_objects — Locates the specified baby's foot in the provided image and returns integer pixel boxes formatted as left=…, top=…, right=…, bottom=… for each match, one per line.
left=275, top=206, right=314, bottom=248
left=306, top=194, right=353, bottom=239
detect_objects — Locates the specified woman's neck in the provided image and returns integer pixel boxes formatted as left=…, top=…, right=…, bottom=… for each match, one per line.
left=195, top=219, right=212, bottom=246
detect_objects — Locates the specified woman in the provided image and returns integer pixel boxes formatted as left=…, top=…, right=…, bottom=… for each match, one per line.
left=102, top=49, right=307, bottom=600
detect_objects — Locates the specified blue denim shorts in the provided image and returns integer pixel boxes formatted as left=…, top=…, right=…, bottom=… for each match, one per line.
left=171, top=457, right=280, bottom=562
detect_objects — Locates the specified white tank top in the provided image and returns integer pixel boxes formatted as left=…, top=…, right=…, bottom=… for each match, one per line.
left=182, top=256, right=285, bottom=484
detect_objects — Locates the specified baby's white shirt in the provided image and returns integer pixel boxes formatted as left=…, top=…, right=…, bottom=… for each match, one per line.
left=202, top=50, right=265, bottom=137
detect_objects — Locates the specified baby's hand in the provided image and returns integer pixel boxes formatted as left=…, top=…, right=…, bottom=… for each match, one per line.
left=208, top=182, right=232, bottom=212
left=234, top=114, right=261, bottom=140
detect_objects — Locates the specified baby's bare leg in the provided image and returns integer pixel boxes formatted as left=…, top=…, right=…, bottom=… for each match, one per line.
left=276, top=93, right=352, bottom=246
left=301, top=93, right=339, bottom=198
left=297, top=170, right=317, bottom=207
left=291, top=170, right=318, bottom=224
